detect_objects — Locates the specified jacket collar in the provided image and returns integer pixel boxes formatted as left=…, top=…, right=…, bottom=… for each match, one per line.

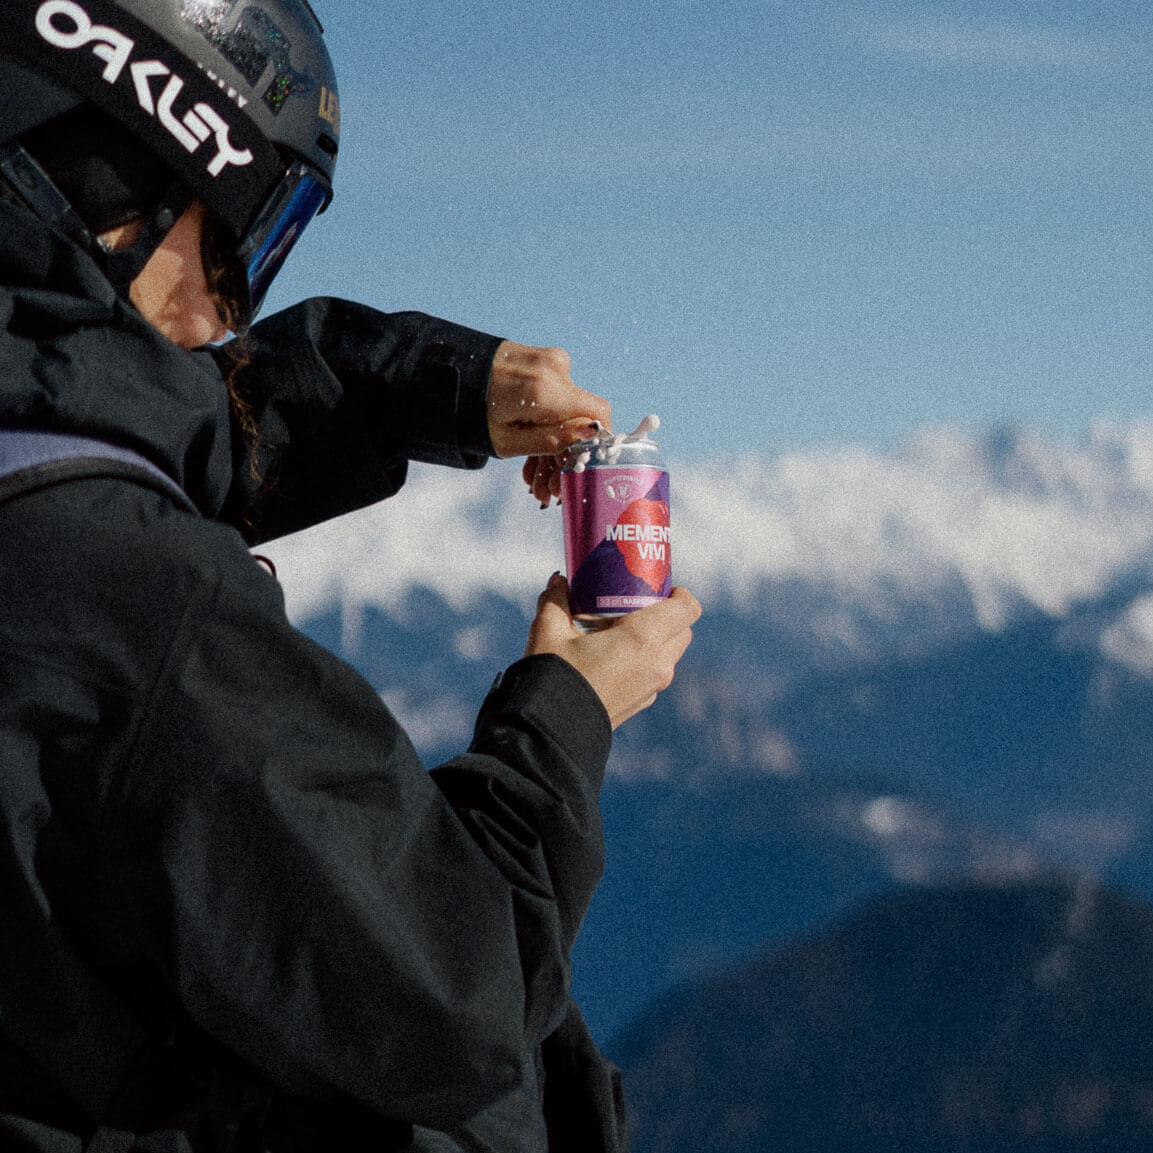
left=0, top=200, right=235, bottom=517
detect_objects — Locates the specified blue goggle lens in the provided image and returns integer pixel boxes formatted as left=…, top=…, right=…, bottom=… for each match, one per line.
left=243, top=164, right=330, bottom=318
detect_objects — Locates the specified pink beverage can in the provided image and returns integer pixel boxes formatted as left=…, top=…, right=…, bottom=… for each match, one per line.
left=561, top=430, right=671, bottom=630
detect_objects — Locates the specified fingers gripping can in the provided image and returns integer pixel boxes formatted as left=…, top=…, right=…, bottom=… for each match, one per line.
left=561, top=420, right=672, bottom=630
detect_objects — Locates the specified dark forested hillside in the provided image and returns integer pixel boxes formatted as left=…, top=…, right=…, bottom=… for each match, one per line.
left=611, top=882, right=1153, bottom=1153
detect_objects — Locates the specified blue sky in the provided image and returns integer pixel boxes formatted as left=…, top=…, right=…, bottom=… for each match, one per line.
left=268, top=0, right=1153, bottom=460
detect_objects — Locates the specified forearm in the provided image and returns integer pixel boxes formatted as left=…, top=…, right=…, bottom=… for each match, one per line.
left=217, top=299, right=503, bottom=542
left=431, top=654, right=613, bottom=1037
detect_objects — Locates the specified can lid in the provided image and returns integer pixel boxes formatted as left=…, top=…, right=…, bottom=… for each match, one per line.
left=562, top=415, right=662, bottom=473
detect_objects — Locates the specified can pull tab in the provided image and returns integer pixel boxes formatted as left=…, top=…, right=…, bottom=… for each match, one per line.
left=569, top=414, right=661, bottom=472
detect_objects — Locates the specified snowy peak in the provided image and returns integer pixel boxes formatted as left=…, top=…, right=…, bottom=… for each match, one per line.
left=673, top=421, right=1153, bottom=627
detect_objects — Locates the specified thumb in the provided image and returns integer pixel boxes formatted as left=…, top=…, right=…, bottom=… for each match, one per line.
left=536, top=570, right=573, bottom=618
left=557, top=415, right=609, bottom=442
left=527, top=572, right=575, bottom=653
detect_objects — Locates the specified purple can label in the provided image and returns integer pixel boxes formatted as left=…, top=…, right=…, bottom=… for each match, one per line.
left=562, top=466, right=672, bottom=618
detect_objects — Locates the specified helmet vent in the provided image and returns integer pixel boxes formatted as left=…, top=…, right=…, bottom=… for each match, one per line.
left=317, top=132, right=338, bottom=159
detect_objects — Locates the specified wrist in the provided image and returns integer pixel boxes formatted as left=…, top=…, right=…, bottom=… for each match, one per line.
left=405, top=327, right=504, bottom=467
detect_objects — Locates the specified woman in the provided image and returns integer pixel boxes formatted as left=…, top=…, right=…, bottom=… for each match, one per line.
left=0, top=0, right=699, bottom=1148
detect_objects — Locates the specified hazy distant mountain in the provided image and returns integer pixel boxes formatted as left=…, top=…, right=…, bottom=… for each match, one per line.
left=570, top=770, right=1054, bottom=1041
left=258, top=422, right=1153, bottom=1039
left=283, top=582, right=1153, bottom=1040
left=264, top=420, right=1153, bottom=816
left=610, top=881, right=1153, bottom=1153
left=584, top=585, right=1153, bottom=1035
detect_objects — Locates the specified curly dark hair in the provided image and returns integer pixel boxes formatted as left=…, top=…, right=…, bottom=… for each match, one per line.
left=201, top=212, right=265, bottom=491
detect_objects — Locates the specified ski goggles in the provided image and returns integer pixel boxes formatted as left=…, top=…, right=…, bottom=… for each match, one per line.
left=239, top=159, right=331, bottom=320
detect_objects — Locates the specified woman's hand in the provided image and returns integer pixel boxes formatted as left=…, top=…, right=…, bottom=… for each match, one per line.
left=525, top=574, right=701, bottom=729
left=487, top=341, right=610, bottom=467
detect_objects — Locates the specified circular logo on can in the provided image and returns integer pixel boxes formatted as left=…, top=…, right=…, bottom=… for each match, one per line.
left=613, top=498, right=671, bottom=592
left=603, top=474, right=641, bottom=502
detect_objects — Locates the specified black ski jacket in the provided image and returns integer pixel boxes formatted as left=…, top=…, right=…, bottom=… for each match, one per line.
left=0, top=201, right=620, bottom=1150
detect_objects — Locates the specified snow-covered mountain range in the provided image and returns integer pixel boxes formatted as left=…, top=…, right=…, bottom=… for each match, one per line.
left=263, top=419, right=1153, bottom=675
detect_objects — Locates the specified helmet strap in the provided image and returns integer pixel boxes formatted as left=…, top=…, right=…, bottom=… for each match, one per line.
left=99, top=181, right=193, bottom=297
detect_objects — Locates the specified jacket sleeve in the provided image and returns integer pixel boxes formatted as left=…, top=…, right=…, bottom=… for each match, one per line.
left=107, top=524, right=612, bottom=1129
left=216, top=299, right=505, bottom=543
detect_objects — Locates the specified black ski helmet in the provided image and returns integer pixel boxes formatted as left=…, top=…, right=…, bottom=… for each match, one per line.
left=0, top=0, right=340, bottom=319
